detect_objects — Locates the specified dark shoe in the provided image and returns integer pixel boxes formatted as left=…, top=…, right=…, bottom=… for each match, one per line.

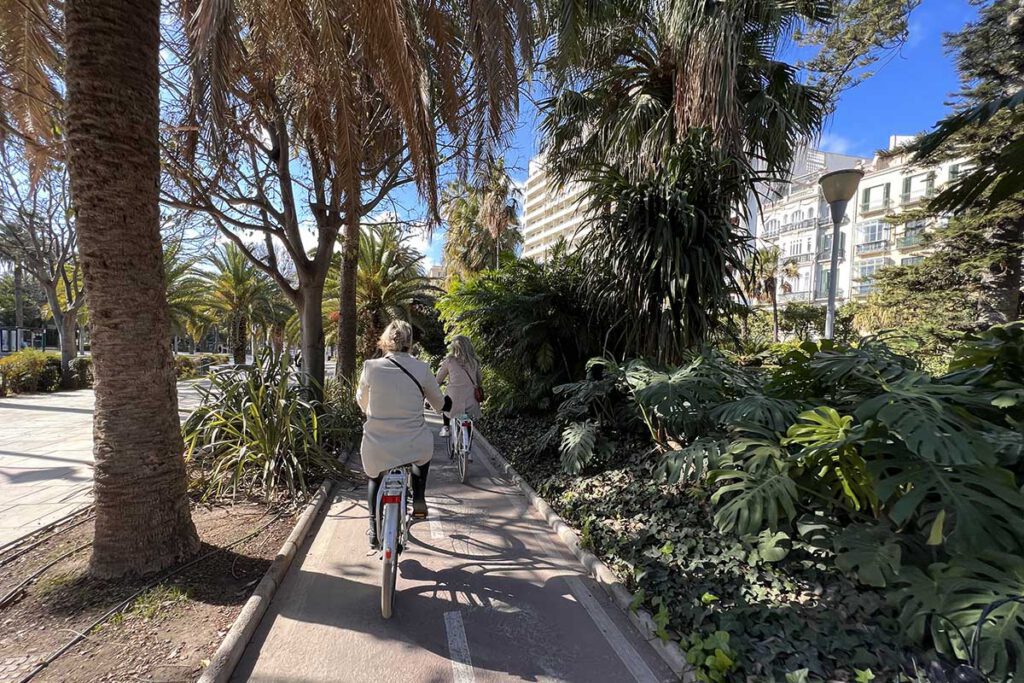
left=368, top=518, right=379, bottom=549
left=412, top=499, right=428, bottom=519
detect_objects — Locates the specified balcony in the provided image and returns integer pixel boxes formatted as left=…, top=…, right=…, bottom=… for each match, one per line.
left=817, top=248, right=845, bottom=262
left=814, top=287, right=844, bottom=301
left=859, top=199, right=891, bottom=215
left=856, top=240, right=890, bottom=256
left=852, top=283, right=875, bottom=296
left=900, top=188, right=935, bottom=206
left=784, top=253, right=815, bottom=265
left=779, top=219, right=817, bottom=235
left=896, top=233, right=925, bottom=250
left=779, top=290, right=812, bottom=303
left=818, top=216, right=850, bottom=228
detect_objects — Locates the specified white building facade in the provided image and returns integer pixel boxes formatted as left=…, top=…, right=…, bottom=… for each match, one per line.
left=753, top=136, right=968, bottom=306
left=521, top=155, right=590, bottom=262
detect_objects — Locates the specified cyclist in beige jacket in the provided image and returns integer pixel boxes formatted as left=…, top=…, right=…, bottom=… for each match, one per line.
left=357, top=321, right=449, bottom=548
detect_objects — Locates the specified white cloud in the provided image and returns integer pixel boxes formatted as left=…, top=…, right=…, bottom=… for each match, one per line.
left=817, top=131, right=854, bottom=155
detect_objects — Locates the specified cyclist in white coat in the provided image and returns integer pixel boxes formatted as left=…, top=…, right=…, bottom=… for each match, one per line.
left=357, top=321, right=449, bottom=548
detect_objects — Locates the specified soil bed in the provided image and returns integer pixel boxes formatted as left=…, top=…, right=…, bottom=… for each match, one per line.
left=0, top=503, right=295, bottom=683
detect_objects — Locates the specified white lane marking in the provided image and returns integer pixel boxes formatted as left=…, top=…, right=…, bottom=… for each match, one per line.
left=430, top=518, right=446, bottom=539
left=565, top=576, right=660, bottom=683
left=444, top=610, right=476, bottom=683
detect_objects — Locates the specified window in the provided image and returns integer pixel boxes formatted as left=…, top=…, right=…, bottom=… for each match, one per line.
left=860, top=183, right=891, bottom=211
left=858, top=220, right=889, bottom=244
left=901, top=256, right=924, bottom=266
left=858, top=257, right=888, bottom=280
left=821, top=232, right=847, bottom=254
left=806, top=237, right=812, bottom=253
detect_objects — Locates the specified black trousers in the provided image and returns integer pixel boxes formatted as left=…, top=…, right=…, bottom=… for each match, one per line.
left=367, top=460, right=430, bottom=521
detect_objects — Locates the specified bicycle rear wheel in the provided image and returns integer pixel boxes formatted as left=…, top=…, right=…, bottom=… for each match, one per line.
left=380, top=504, right=399, bottom=618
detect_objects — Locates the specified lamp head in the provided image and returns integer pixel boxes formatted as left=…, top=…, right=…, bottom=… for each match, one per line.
left=819, top=168, right=864, bottom=204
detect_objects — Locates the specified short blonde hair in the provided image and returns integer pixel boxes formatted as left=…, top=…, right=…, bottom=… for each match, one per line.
left=378, top=320, right=414, bottom=353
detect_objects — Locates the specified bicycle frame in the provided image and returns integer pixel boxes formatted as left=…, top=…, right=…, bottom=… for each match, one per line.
left=377, top=467, right=409, bottom=560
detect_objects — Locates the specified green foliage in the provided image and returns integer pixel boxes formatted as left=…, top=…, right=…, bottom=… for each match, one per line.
left=437, top=248, right=607, bottom=412
left=182, top=352, right=342, bottom=501
left=544, top=326, right=1024, bottom=679
left=0, top=349, right=64, bottom=394
left=685, top=630, right=736, bottom=683
left=174, top=355, right=197, bottom=379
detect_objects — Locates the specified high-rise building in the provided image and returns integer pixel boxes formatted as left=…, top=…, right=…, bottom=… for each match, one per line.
left=521, top=155, right=590, bottom=262
left=753, top=136, right=967, bottom=306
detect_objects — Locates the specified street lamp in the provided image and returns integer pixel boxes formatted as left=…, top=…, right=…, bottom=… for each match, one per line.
left=818, top=168, right=864, bottom=340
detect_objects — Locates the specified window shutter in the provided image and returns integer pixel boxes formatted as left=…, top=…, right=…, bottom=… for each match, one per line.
left=861, top=188, right=870, bottom=207
left=902, top=177, right=911, bottom=198
left=883, top=183, right=891, bottom=204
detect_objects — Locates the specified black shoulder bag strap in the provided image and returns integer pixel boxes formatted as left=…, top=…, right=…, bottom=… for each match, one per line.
left=387, top=356, right=424, bottom=397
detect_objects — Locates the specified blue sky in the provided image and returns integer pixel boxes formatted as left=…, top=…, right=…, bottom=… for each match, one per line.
left=410, top=0, right=978, bottom=267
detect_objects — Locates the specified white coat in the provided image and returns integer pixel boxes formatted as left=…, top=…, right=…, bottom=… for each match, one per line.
left=435, top=357, right=482, bottom=419
left=356, top=353, right=446, bottom=478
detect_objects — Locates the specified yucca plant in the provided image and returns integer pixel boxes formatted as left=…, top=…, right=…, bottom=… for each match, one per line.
left=183, top=351, right=343, bottom=501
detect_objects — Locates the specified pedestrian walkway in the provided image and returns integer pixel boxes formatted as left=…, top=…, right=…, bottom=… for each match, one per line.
left=234, top=416, right=675, bottom=683
left=0, top=381, right=206, bottom=549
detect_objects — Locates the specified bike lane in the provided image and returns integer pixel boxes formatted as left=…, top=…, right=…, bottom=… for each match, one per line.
left=233, top=415, right=677, bottom=683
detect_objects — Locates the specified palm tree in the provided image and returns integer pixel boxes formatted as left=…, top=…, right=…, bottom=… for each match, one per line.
left=205, top=244, right=278, bottom=364
left=325, top=223, right=436, bottom=360
left=442, top=171, right=523, bottom=282
left=356, top=224, right=436, bottom=359
left=540, top=0, right=826, bottom=360
left=164, top=242, right=209, bottom=350
left=64, top=2, right=199, bottom=576
left=743, top=246, right=785, bottom=342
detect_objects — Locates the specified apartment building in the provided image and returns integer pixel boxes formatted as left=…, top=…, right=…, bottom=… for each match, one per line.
left=754, top=136, right=968, bottom=305
left=521, top=155, right=590, bottom=263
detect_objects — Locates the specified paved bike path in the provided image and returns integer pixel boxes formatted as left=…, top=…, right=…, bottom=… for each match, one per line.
left=233, top=415, right=676, bottom=682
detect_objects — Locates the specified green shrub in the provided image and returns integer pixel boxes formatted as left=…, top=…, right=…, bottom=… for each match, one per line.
left=0, top=350, right=63, bottom=395
left=174, top=355, right=197, bottom=379
left=69, top=356, right=93, bottom=388
left=320, top=378, right=363, bottom=457
left=549, top=328, right=1024, bottom=680
left=183, top=352, right=342, bottom=501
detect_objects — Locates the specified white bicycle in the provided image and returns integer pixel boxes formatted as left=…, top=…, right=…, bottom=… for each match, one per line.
left=376, top=465, right=412, bottom=618
left=446, top=415, right=473, bottom=483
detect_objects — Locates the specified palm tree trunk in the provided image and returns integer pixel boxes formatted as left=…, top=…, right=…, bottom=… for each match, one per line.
left=337, top=219, right=359, bottom=382
left=771, top=294, right=780, bottom=342
left=232, top=315, right=247, bottom=364
left=66, top=0, right=199, bottom=577
left=59, top=313, right=79, bottom=387
left=976, top=215, right=1023, bottom=326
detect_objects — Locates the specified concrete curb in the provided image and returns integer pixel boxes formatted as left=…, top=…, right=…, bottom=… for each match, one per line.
left=475, top=431, right=694, bottom=681
left=197, top=480, right=334, bottom=683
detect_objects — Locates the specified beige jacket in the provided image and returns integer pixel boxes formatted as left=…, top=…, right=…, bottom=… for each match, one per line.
left=435, top=356, right=482, bottom=419
left=356, top=353, right=446, bottom=478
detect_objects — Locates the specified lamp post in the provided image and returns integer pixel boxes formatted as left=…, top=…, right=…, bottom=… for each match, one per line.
left=818, top=169, right=864, bottom=340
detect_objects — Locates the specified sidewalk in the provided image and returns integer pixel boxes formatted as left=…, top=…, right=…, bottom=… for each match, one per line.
left=0, top=381, right=205, bottom=549
left=233, top=416, right=675, bottom=683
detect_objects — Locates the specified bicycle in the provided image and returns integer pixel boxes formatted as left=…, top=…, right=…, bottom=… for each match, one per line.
left=376, top=464, right=412, bottom=619
left=446, top=414, right=473, bottom=483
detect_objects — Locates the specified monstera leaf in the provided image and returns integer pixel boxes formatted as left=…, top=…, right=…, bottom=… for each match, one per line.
left=857, top=377, right=996, bottom=466
left=559, top=420, right=599, bottom=474
left=891, top=553, right=1024, bottom=681
left=657, top=437, right=729, bottom=484
left=710, top=395, right=804, bottom=433
left=784, top=407, right=877, bottom=513
left=831, top=524, right=901, bottom=587
left=873, top=458, right=1024, bottom=553
left=709, top=464, right=799, bottom=536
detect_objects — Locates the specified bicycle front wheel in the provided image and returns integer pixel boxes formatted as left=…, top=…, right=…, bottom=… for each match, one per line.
left=380, top=504, right=400, bottom=619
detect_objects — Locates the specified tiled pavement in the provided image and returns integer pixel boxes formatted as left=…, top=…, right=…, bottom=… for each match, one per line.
left=0, top=381, right=205, bottom=550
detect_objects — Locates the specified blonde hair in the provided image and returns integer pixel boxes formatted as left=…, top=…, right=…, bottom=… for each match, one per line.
left=448, top=335, right=480, bottom=374
left=378, top=320, right=414, bottom=353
